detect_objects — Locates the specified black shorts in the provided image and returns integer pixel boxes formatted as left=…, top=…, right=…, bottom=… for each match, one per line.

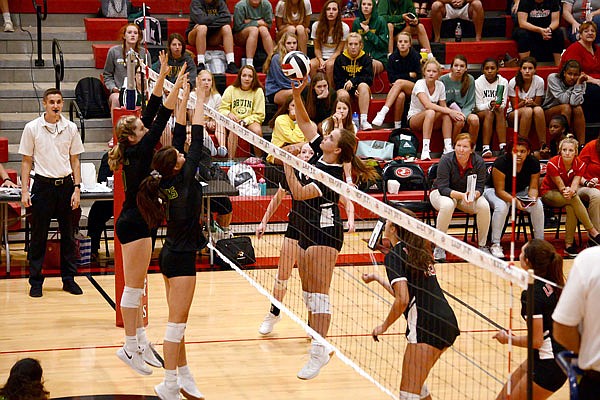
left=266, top=93, right=276, bottom=104
left=533, top=358, right=567, bottom=392
left=298, top=223, right=343, bottom=252
left=284, top=212, right=302, bottom=241
left=116, top=207, right=151, bottom=244
left=186, top=25, right=225, bottom=40
left=411, top=325, right=460, bottom=350
left=159, top=247, right=197, bottom=278
left=210, top=196, right=232, bottom=215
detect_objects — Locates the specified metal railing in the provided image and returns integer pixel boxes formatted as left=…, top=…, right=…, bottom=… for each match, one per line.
left=69, top=101, right=86, bottom=144
left=51, top=39, right=64, bottom=90
left=32, top=0, right=47, bottom=67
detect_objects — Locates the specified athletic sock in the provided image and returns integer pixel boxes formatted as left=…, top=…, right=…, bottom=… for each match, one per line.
left=3, top=13, right=10, bottom=23
left=443, top=138, right=453, bottom=150
left=197, top=54, right=205, bottom=65
left=380, top=105, right=389, bottom=114
left=226, top=52, right=235, bottom=64
left=165, top=369, right=177, bottom=385
left=270, top=304, right=281, bottom=316
left=360, top=114, right=368, bottom=122
left=178, top=364, right=192, bottom=377
left=125, top=335, right=138, bottom=352
left=422, top=139, right=430, bottom=151
left=136, top=327, right=149, bottom=347
left=394, top=121, right=402, bottom=129
left=246, top=58, right=254, bottom=66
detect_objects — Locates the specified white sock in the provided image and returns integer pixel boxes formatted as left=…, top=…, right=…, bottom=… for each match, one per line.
left=379, top=105, right=389, bottom=115
left=482, top=145, right=490, bottom=151
left=125, top=335, right=138, bottom=352
left=3, top=13, right=10, bottom=23
left=136, top=327, right=148, bottom=346
left=360, top=113, right=368, bottom=122
left=246, top=58, right=254, bottom=66
left=422, top=139, right=430, bottom=151
left=443, top=138, right=453, bottom=150
left=165, top=369, right=177, bottom=385
left=499, top=142, right=506, bottom=150
left=178, top=364, right=192, bottom=377
left=394, top=121, right=402, bottom=128
left=226, top=53, right=235, bottom=64
left=197, top=54, right=205, bottom=64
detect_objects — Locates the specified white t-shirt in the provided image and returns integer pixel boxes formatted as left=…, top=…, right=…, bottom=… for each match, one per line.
left=552, top=247, right=600, bottom=372
left=407, top=79, right=446, bottom=120
left=275, top=0, right=312, bottom=23
left=474, top=74, right=509, bottom=112
left=310, top=21, right=350, bottom=60
left=506, top=74, right=545, bottom=114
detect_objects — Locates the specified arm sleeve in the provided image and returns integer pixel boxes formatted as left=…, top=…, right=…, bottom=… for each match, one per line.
left=263, top=2, right=273, bottom=27
left=475, top=157, right=487, bottom=194
left=139, top=104, right=174, bottom=154
left=102, top=48, right=118, bottom=91
left=378, top=0, right=406, bottom=25
left=243, top=89, right=266, bottom=126
left=436, top=156, right=454, bottom=197
left=141, top=93, right=163, bottom=128
left=172, top=122, right=187, bottom=153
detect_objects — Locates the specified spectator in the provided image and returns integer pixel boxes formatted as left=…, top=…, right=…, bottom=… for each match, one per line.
left=430, top=0, right=484, bottom=42
left=553, top=247, right=600, bottom=400
left=321, top=97, right=358, bottom=135
left=218, top=65, right=266, bottom=158
left=429, top=133, right=491, bottom=261
left=562, top=0, right=600, bottom=43
left=514, top=0, right=564, bottom=65
left=577, top=133, right=600, bottom=232
left=264, top=32, right=297, bottom=106
left=310, top=0, right=350, bottom=83
left=377, top=0, right=431, bottom=54
left=0, top=358, right=49, bottom=400
left=407, top=57, right=463, bottom=160
left=102, top=23, right=149, bottom=112
left=507, top=57, right=548, bottom=156
left=197, top=69, right=224, bottom=157
left=483, top=138, right=544, bottom=259
left=439, top=54, right=479, bottom=143
left=352, top=0, right=389, bottom=75
left=333, top=33, right=374, bottom=131
left=372, top=31, right=421, bottom=128
left=233, top=0, right=274, bottom=70
left=540, top=136, right=600, bottom=256
left=547, top=113, right=571, bottom=156
left=19, top=88, right=85, bottom=298
left=415, top=0, right=432, bottom=17
left=1, top=0, right=13, bottom=32
left=560, top=21, right=600, bottom=123
left=475, top=58, right=509, bottom=157
left=274, top=0, right=311, bottom=53
left=493, top=239, right=567, bottom=399
left=303, top=72, right=337, bottom=132
left=87, top=152, right=113, bottom=260
left=542, top=60, right=587, bottom=145
left=0, top=163, right=18, bottom=188
left=152, top=33, right=197, bottom=88
left=266, top=96, right=305, bottom=164
left=186, top=0, right=239, bottom=74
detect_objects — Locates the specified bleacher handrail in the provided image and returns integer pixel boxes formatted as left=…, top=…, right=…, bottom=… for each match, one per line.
left=32, top=0, right=47, bottom=67
left=69, top=100, right=86, bottom=144
left=52, top=39, right=64, bottom=90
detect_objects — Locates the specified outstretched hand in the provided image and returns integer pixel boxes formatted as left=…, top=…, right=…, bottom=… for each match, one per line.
left=158, top=50, right=171, bottom=77
left=292, top=77, right=308, bottom=96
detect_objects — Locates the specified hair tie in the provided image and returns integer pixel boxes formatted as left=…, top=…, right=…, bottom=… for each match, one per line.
left=150, top=170, right=162, bottom=180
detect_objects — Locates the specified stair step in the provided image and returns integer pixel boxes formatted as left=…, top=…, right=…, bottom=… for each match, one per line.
left=0, top=67, right=101, bottom=83
left=0, top=53, right=95, bottom=68
left=0, top=82, right=77, bottom=98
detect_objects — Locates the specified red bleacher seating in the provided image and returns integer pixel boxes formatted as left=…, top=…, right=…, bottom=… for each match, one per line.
left=84, top=18, right=128, bottom=42
left=0, top=137, right=7, bottom=163
left=445, top=40, right=518, bottom=64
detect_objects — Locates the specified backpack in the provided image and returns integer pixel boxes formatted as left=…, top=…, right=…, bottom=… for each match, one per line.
left=74, top=77, right=111, bottom=119
left=389, top=128, right=419, bottom=158
left=227, top=163, right=260, bottom=196
left=134, top=16, right=162, bottom=45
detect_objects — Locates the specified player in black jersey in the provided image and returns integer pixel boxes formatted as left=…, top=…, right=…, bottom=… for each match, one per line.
left=362, top=210, right=460, bottom=400
left=108, top=52, right=188, bottom=376
left=136, top=76, right=209, bottom=400
left=285, top=78, right=376, bottom=380
left=493, top=239, right=567, bottom=399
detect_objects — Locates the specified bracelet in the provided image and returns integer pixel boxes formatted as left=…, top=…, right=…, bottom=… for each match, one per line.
left=2, top=177, right=12, bottom=183
left=73, top=184, right=81, bottom=189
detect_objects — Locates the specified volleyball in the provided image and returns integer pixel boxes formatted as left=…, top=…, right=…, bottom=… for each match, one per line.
left=282, top=51, right=311, bottom=80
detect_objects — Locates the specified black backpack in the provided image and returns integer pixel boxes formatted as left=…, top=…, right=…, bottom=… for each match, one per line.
left=74, top=77, right=110, bottom=119
left=388, top=128, right=419, bottom=158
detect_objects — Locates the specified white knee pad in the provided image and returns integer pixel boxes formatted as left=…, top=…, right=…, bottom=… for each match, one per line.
left=164, top=322, right=186, bottom=343
left=302, top=291, right=311, bottom=309
left=273, top=277, right=288, bottom=291
left=420, top=384, right=430, bottom=399
left=399, top=391, right=420, bottom=400
left=120, top=286, right=143, bottom=309
left=309, top=293, right=331, bottom=315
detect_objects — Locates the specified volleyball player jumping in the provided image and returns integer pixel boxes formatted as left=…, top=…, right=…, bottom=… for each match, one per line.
left=363, top=210, right=460, bottom=400
left=108, top=52, right=186, bottom=376
left=284, top=78, right=375, bottom=380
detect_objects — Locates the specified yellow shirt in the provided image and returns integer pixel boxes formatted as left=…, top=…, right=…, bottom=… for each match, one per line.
left=267, top=114, right=304, bottom=163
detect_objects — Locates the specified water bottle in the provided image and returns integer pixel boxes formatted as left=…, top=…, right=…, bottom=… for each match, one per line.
left=586, top=1, right=592, bottom=21
left=420, top=48, right=429, bottom=61
left=455, top=22, right=462, bottom=42
left=258, top=178, right=267, bottom=196
left=352, top=112, right=359, bottom=130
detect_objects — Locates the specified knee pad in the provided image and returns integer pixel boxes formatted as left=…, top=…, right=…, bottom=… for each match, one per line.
left=302, top=291, right=311, bottom=309
left=420, top=384, right=430, bottom=399
left=164, top=322, right=186, bottom=343
left=273, top=277, right=288, bottom=292
left=120, top=286, right=143, bottom=309
left=309, top=293, right=331, bottom=315
left=399, top=391, right=420, bottom=400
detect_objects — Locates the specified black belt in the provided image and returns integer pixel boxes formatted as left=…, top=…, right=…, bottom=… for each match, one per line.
left=34, top=174, right=72, bottom=186
left=583, top=369, right=600, bottom=381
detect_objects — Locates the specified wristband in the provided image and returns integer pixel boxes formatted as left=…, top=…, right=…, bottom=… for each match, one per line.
left=346, top=176, right=353, bottom=185
left=3, top=177, right=12, bottom=183
left=73, top=184, right=81, bottom=189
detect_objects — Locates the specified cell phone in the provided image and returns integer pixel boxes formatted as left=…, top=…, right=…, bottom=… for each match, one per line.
left=516, top=195, right=535, bottom=207
left=407, top=12, right=417, bottom=20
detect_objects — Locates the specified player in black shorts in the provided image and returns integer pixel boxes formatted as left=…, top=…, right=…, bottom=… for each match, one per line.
left=137, top=76, right=209, bottom=400
left=285, top=78, right=376, bottom=380
left=108, top=52, right=187, bottom=376
left=493, top=239, right=567, bottom=399
left=362, top=209, right=460, bottom=400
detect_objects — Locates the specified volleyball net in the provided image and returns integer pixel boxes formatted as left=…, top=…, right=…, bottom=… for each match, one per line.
left=143, top=67, right=544, bottom=399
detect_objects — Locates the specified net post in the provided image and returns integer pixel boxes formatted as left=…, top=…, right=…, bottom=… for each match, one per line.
left=526, top=268, right=535, bottom=400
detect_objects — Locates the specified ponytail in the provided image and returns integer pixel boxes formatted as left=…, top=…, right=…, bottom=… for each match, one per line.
left=108, top=115, right=139, bottom=171
left=523, top=239, right=565, bottom=297
left=335, top=128, right=378, bottom=182
left=136, top=171, right=165, bottom=229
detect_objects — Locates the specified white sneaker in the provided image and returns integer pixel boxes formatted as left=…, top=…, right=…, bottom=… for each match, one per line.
left=155, top=381, right=182, bottom=400
left=141, top=343, right=163, bottom=368
left=258, top=312, right=281, bottom=335
left=178, top=373, right=205, bottom=400
left=360, top=120, right=373, bottom=131
left=4, top=21, right=14, bottom=32
left=443, top=145, right=453, bottom=154
left=117, top=345, right=153, bottom=375
left=482, top=147, right=493, bottom=158
left=433, top=247, right=446, bottom=262
left=297, top=344, right=333, bottom=380
left=490, top=243, right=504, bottom=259
left=372, top=110, right=387, bottom=126
left=479, top=246, right=492, bottom=255
left=420, top=149, right=431, bottom=161
left=394, top=121, right=402, bottom=129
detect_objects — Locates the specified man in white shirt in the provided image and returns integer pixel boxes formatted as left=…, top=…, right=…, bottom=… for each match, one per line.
left=19, top=88, right=85, bottom=298
left=552, top=247, right=600, bottom=399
